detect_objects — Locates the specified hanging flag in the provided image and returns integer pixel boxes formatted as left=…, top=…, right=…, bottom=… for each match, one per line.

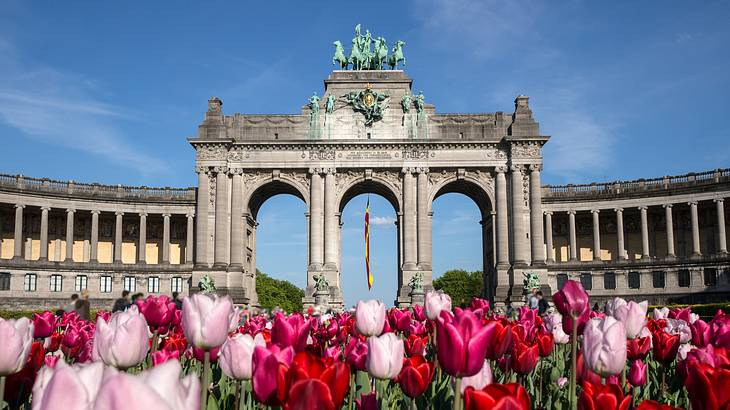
left=364, top=197, right=373, bottom=290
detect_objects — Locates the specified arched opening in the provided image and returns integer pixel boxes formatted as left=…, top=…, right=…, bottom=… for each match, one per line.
left=338, top=180, right=400, bottom=308
left=431, top=179, right=494, bottom=302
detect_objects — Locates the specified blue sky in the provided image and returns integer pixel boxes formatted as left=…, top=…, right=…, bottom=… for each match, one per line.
left=1, top=1, right=728, bottom=306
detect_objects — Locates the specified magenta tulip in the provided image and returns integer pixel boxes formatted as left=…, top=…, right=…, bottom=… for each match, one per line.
left=691, top=319, right=711, bottom=347
left=31, top=361, right=105, bottom=410
left=582, top=316, right=627, bottom=376
left=388, top=308, right=413, bottom=332
left=182, top=294, right=234, bottom=349
left=628, top=360, right=647, bottom=387
left=436, top=309, right=497, bottom=377
left=151, top=349, right=180, bottom=366
left=136, top=295, right=177, bottom=329
left=553, top=280, right=589, bottom=318
left=0, top=317, right=34, bottom=376
left=252, top=345, right=295, bottom=405
left=355, top=300, right=386, bottom=337
left=412, top=304, right=427, bottom=322
left=271, top=312, right=313, bottom=352
left=219, top=333, right=266, bottom=380
left=366, top=332, right=405, bottom=379
left=32, top=312, right=58, bottom=339
left=425, top=290, right=452, bottom=321
left=345, top=338, right=369, bottom=372
left=92, top=307, right=150, bottom=369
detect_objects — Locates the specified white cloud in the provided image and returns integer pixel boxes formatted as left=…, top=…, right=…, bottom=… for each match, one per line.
left=370, top=216, right=396, bottom=226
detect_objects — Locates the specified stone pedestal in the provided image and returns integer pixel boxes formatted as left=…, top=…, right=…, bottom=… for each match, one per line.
left=409, top=289, right=425, bottom=306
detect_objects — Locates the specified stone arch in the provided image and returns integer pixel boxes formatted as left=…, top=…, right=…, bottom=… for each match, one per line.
left=243, top=175, right=309, bottom=220
left=337, top=175, right=402, bottom=214
left=429, top=175, right=494, bottom=218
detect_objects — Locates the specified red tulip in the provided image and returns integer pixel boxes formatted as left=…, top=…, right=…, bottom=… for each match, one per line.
left=252, top=345, right=295, bottom=406
left=289, top=352, right=350, bottom=408
left=691, top=319, right=711, bottom=348
left=635, top=400, right=682, bottom=410
left=45, top=332, right=63, bottom=353
left=136, top=295, right=177, bottom=329
left=356, top=392, right=378, bottom=410
left=511, top=342, right=539, bottom=374
left=652, top=331, right=680, bottom=365
left=576, top=351, right=602, bottom=385
left=711, top=314, right=730, bottom=348
left=404, top=334, right=428, bottom=357
left=578, top=382, right=632, bottom=410
left=484, top=320, right=513, bottom=360
left=345, top=338, right=368, bottom=372
left=463, top=383, right=531, bottom=410
left=284, top=379, right=335, bottom=410
left=627, top=336, right=652, bottom=361
left=3, top=341, right=44, bottom=406
left=388, top=308, right=412, bottom=333
left=396, top=355, right=435, bottom=398
left=272, top=313, right=313, bottom=352
left=32, top=312, right=58, bottom=339
left=684, top=360, right=730, bottom=410
left=628, top=360, right=647, bottom=387
left=436, top=309, right=497, bottom=377
left=669, top=307, right=692, bottom=323
left=536, top=331, right=554, bottom=357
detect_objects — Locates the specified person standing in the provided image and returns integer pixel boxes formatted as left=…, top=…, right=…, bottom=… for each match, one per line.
left=112, top=290, right=131, bottom=312
left=65, top=294, right=79, bottom=313
left=537, top=291, right=549, bottom=315
left=75, top=290, right=91, bottom=321
left=527, top=288, right=540, bottom=310
left=172, top=291, right=183, bottom=310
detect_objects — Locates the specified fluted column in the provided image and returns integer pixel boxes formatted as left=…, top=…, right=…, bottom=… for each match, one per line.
left=229, top=169, right=244, bottom=269
left=309, top=169, right=324, bottom=270
left=402, top=168, right=417, bottom=270
left=65, top=208, right=75, bottom=261
left=213, top=167, right=229, bottom=267
left=510, top=165, right=529, bottom=265
left=13, top=204, right=24, bottom=259
left=664, top=204, right=676, bottom=258
left=689, top=201, right=701, bottom=257
left=195, top=167, right=209, bottom=266
left=615, top=208, right=626, bottom=260
left=591, top=209, right=601, bottom=261
left=568, top=210, right=577, bottom=261
left=138, top=212, right=147, bottom=264
left=186, top=213, right=194, bottom=263
left=417, top=168, right=431, bottom=269
left=39, top=207, right=50, bottom=260
left=639, top=206, right=650, bottom=260
left=114, top=211, right=123, bottom=263
left=90, top=210, right=100, bottom=262
left=162, top=213, right=171, bottom=263
left=495, top=167, right=509, bottom=268
left=529, top=164, right=545, bottom=265
left=716, top=199, right=727, bottom=255
left=323, top=168, right=338, bottom=270
left=544, top=211, right=554, bottom=262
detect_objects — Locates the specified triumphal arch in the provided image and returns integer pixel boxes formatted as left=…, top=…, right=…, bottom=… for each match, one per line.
left=190, top=27, right=549, bottom=308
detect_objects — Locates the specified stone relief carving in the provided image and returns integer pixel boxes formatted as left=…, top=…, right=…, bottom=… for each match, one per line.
left=470, top=169, right=493, bottom=190
left=281, top=171, right=310, bottom=191
left=522, top=170, right=530, bottom=206
left=336, top=170, right=361, bottom=195
left=208, top=173, right=216, bottom=207
left=428, top=170, right=450, bottom=187
left=510, top=142, right=541, bottom=159
left=228, top=147, right=247, bottom=161
left=485, top=148, right=508, bottom=160
left=241, top=171, right=271, bottom=193
left=196, top=145, right=228, bottom=160
left=402, top=148, right=429, bottom=160
left=309, top=149, right=336, bottom=160
left=377, top=170, right=401, bottom=191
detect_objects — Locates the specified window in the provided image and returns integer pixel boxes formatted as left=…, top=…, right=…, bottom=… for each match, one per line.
left=704, top=268, right=718, bottom=287
left=0, top=272, right=10, bottom=291
left=75, top=275, right=88, bottom=292
left=652, top=271, right=666, bottom=288
left=556, top=274, right=568, bottom=290
left=123, top=276, right=136, bottom=292
left=580, top=272, right=593, bottom=291
left=678, top=269, right=691, bottom=287
left=24, top=274, right=37, bottom=292
left=171, top=276, right=183, bottom=293
left=100, top=276, right=112, bottom=293
left=603, top=272, right=616, bottom=290
left=50, top=274, right=63, bottom=292
left=628, top=271, right=641, bottom=289
left=148, top=276, right=160, bottom=293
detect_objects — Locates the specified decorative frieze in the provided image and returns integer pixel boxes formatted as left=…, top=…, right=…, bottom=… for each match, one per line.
left=196, top=144, right=229, bottom=160
left=510, top=142, right=542, bottom=159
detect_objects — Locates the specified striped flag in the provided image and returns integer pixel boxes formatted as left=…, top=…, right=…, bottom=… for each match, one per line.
left=364, top=197, right=373, bottom=290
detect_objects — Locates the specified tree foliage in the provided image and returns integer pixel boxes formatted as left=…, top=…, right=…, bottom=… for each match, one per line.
left=256, top=269, right=304, bottom=313
left=432, top=269, right=483, bottom=307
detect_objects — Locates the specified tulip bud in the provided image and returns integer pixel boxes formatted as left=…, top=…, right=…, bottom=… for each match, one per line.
left=0, top=317, right=34, bottom=376
left=92, top=307, right=150, bottom=369
left=610, top=300, right=648, bottom=339
left=182, top=294, right=234, bottom=349
left=355, top=300, right=386, bottom=337
left=32, top=361, right=105, bottom=409
left=628, top=360, right=647, bottom=386
left=32, top=312, right=58, bottom=339
left=366, top=333, right=404, bottom=380
left=425, top=290, right=452, bottom=321
left=582, top=316, right=627, bottom=376
left=219, top=333, right=265, bottom=380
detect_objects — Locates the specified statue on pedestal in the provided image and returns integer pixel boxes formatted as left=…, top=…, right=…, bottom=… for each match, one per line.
left=199, top=274, right=216, bottom=294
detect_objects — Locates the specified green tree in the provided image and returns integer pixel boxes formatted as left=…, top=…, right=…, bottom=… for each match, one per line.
left=432, top=269, right=483, bottom=307
left=255, top=269, right=304, bottom=313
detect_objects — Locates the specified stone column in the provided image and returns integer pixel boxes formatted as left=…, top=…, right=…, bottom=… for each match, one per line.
left=65, top=208, right=75, bottom=261
left=529, top=164, right=545, bottom=265
left=591, top=209, right=601, bottom=261
left=689, top=201, right=701, bottom=257
left=402, top=168, right=417, bottom=270
left=495, top=167, right=509, bottom=268
left=417, top=168, right=431, bottom=269
left=162, top=213, right=171, bottom=264
left=544, top=212, right=554, bottom=262
left=639, top=206, right=650, bottom=260
left=39, top=207, right=50, bottom=260
left=664, top=204, right=676, bottom=258
left=90, top=210, right=100, bottom=262
left=114, top=211, right=123, bottom=263
left=213, top=167, right=229, bottom=267
left=186, top=213, right=194, bottom=263
left=13, top=204, right=24, bottom=259
left=568, top=210, right=577, bottom=261
left=138, top=212, right=147, bottom=264
left=716, top=199, right=727, bottom=255
left=195, top=167, right=209, bottom=266
left=229, top=169, right=244, bottom=269
left=323, top=168, right=338, bottom=270
left=615, top=208, right=626, bottom=260
left=510, top=165, right=529, bottom=265
left=309, top=169, right=324, bottom=270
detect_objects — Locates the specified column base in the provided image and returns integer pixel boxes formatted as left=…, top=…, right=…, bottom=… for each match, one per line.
left=640, top=255, right=652, bottom=261
left=664, top=255, right=677, bottom=261
left=402, top=262, right=418, bottom=271
left=531, top=261, right=547, bottom=268
left=227, top=264, right=243, bottom=272
left=213, top=262, right=229, bottom=269
left=717, top=251, right=729, bottom=257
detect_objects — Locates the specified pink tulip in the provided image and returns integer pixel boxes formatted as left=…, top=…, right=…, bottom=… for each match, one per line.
left=691, top=319, right=711, bottom=347
left=94, top=359, right=199, bottom=410
left=0, top=317, right=34, bottom=376
left=182, top=294, right=234, bottom=349
left=355, top=300, right=386, bottom=337
left=425, top=290, right=452, bottom=321
left=136, top=295, right=177, bottom=329
left=219, top=333, right=266, bottom=380
left=412, top=304, right=427, bottom=322
left=552, top=280, right=589, bottom=320
left=32, top=312, right=58, bottom=339
left=31, top=361, right=105, bottom=410
left=653, top=307, right=669, bottom=320
left=628, top=360, right=647, bottom=386
left=609, top=299, right=648, bottom=339
left=665, top=318, right=692, bottom=344
left=460, top=359, right=493, bottom=392
left=546, top=313, right=570, bottom=344
left=436, top=309, right=497, bottom=377
left=271, top=312, right=313, bottom=352
left=345, top=338, right=369, bottom=372
left=252, top=345, right=295, bottom=405
left=92, top=306, right=150, bottom=369
left=366, top=333, right=404, bottom=379
left=582, top=316, right=627, bottom=376
left=96, top=311, right=112, bottom=323
left=151, top=349, right=180, bottom=366
left=44, top=354, right=61, bottom=369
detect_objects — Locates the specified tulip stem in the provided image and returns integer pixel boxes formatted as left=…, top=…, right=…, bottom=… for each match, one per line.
left=453, top=377, right=462, bottom=410
left=234, top=379, right=241, bottom=410
left=151, top=329, right=159, bottom=354
left=201, top=350, right=210, bottom=410
left=348, top=372, right=355, bottom=410
left=569, top=317, right=578, bottom=410
left=0, top=376, right=5, bottom=407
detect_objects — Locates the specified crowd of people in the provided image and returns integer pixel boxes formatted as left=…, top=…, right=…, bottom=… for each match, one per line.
left=55, top=289, right=185, bottom=318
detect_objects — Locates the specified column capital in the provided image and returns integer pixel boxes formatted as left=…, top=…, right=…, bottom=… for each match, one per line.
left=40, top=206, right=51, bottom=212
left=544, top=211, right=553, bottom=216
left=90, top=209, right=101, bottom=215
left=494, top=165, right=508, bottom=173
left=529, top=163, right=543, bottom=172
left=416, top=167, right=429, bottom=174
left=714, top=198, right=725, bottom=204
left=186, top=212, right=195, bottom=218
left=212, top=166, right=228, bottom=174
left=194, top=165, right=210, bottom=174
left=162, top=213, right=172, bottom=218
left=401, top=166, right=417, bottom=175
left=308, top=167, right=327, bottom=175
left=591, top=209, right=600, bottom=214
left=688, top=201, right=698, bottom=206
left=567, top=210, right=576, bottom=215
left=509, top=164, right=524, bottom=173
left=14, top=204, right=25, bottom=209
left=663, top=203, right=674, bottom=209
left=638, top=205, right=648, bottom=211
left=228, top=167, right=243, bottom=176
left=138, top=212, right=148, bottom=217
left=115, top=210, right=124, bottom=216
left=322, top=167, right=337, bottom=175
left=65, top=208, right=75, bottom=214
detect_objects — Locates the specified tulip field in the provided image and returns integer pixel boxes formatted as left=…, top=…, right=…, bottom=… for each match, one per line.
left=0, top=280, right=728, bottom=409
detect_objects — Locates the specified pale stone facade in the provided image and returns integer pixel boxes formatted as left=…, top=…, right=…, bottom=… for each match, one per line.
left=0, top=70, right=727, bottom=310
